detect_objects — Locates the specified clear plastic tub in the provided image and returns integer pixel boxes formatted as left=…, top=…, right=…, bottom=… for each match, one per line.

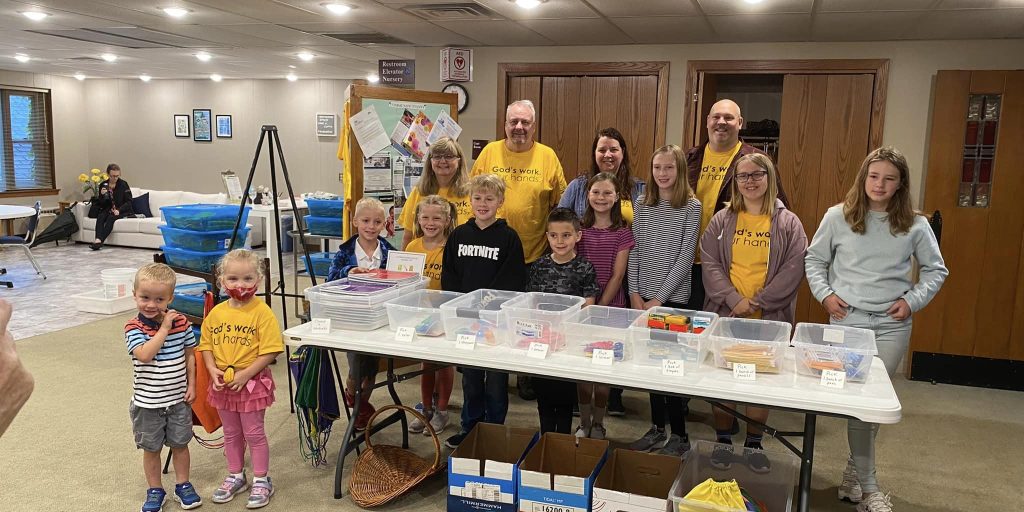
left=385, top=289, right=463, bottom=337
left=159, top=225, right=250, bottom=252
left=708, top=318, right=791, bottom=374
left=630, top=307, right=718, bottom=371
left=563, top=306, right=643, bottom=362
left=304, top=198, right=345, bottom=218
left=304, top=278, right=403, bottom=308
left=792, top=323, right=878, bottom=383
left=160, top=204, right=250, bottom=232
left=669, top=440, right=798, bottom=512
left=302, top=252, right=334, bottom=277
left=161, top=245, right=226, bottom=272
left=304, top=215, right=343, bottom=236
left=439, top=289, right=522, bottom=345
left=502, top=292, right=585, bottom=353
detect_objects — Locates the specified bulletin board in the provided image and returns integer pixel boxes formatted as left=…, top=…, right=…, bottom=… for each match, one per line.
left=343, top=85, right=459, bottom=239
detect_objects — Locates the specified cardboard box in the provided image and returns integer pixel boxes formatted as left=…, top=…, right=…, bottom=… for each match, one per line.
left=518, top=433, right=610, bottom=512
left=592, top=449, right=681, bottom=512
left=449, top=423, right=540, bottom=512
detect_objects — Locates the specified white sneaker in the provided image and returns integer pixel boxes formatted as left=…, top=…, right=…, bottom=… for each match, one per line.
left=408, top=409, right=433, bottom=434
left=856, top=492, right=893, bottom=512
left=428, top=410, right=449, bottom=435
left=839, top=457, right=863, bottom=503
left=590, top=424, right=606, bottom=441
left=574, top=425, right=588, bottom=440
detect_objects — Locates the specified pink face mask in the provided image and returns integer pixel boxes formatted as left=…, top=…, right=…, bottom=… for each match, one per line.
left=226, top=284, right=258, bottom=302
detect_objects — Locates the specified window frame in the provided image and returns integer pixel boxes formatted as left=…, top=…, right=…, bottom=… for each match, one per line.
left=0, top=84, right=58, bottom=198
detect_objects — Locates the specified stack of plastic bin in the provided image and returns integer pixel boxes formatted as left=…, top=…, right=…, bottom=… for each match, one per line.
left=303, top=252, right=334, bottom=278
left=304, top=277, right=425, bottom=331
left=159, top=204, right=251, bottom=272
left=304, top=198, right=344, bottom=236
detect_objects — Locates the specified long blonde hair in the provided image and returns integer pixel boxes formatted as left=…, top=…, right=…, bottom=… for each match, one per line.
left=843, top=146, right=915, bottom=235
left=728, top=153, right=778, bottom=216
left=413, top=194, right=457, bottom=239
left=643, top=144, right=693, bottom=208
left=419, top=137, right=469, bottom=196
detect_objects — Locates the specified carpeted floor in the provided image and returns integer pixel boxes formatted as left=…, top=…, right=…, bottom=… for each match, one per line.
left=1, top=312, right=1022, bottom=511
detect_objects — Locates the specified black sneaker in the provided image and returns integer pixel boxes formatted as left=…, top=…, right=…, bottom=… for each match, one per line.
left=710, top=443, right=736, bottom=470
left=444, top=431, right=468, bottom=450
left=607, top=394, right=625, bottom=417
left=743, top=444, right=772, bottom=474
left=517, top=375, right=536, bottom=401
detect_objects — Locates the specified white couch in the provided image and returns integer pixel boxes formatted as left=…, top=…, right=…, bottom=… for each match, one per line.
left=73, top=188, right=264, bottom=249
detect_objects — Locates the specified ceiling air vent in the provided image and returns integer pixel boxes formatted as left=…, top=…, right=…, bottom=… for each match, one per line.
left=321, top=32, right=413, bottom=45
left=402, top=2, right=503, bottom=21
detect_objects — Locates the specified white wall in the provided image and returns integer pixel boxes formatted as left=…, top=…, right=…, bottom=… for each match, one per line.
left=415, top=39, right=1024, bottom=202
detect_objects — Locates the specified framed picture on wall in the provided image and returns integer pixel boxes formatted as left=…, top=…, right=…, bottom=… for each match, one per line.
left=216, top=115, right=232, bottom=138
left=316, top=113, right=337, bottom=137
left=174, top=114, right=190, bottom=138
left=193, top=109, right=212, bottom=141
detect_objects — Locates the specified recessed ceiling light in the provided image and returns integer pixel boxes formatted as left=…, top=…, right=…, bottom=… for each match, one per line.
left=210, top=74, right=222, bottom=82
left=21, top=11, right=49, bottom=21
left=367, top=73, right=379, bottom=83
left=514, top=0, right=543, bottom=9
left=162, top=7, right=189, bottom=18
left=297, top=52, right=314, bottom=62
left=195, top=52, right=211, bottom=62
left=288, top=65, right=296, bottom=69
left=139, top=74, right=152, bottom=82
left=15, top=54, right=30, bottom=63
left=74, top=73, right=86, bottom=81
left=744, top=0, right=764, bottom=3
left=101, top=53, right=117, bottom=62
left=286, top=73, right=297, bottom=82
left=323, top=3, right=352, bottom=15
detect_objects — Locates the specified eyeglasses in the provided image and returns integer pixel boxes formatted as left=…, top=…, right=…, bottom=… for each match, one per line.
left=430, top=155, right=459, bottom=162
left=735, top=170, right=768, bottom=183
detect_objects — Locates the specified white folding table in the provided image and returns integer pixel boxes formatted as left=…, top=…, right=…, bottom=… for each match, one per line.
left=283, top=322, right=902, bottom=512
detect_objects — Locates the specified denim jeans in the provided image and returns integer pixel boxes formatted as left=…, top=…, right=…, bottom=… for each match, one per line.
left=833, top=306, right=913, bottom=494
left=459, top=368, right=509, bottom=434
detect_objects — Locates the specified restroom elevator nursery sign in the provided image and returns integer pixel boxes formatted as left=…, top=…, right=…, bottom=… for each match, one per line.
left=379, top=59, right=415, bottom=88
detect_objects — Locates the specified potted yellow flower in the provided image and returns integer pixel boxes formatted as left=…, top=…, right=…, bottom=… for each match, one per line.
left=79, top=168, right=109, bottom=202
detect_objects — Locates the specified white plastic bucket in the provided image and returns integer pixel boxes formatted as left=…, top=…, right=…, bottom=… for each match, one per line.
left=101, top=267, right=137, bottom=299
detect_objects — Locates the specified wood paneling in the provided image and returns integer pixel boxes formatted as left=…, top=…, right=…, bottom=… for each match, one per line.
left=505, top=76, right=542, bottom=138
left=540, top=76, right=582, bottom=177
left=1006, top=71, right=1024, bottom=362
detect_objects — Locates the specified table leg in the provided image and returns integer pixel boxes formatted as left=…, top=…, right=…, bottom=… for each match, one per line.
left=796, top=414, right=817, bottom=512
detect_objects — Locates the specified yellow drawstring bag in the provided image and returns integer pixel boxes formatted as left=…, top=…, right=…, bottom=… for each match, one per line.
left=678, top=478, right=747, bottom=511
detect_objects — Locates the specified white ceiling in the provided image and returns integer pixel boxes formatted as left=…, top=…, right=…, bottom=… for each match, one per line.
left=0, top=0, right=1021, bottom=80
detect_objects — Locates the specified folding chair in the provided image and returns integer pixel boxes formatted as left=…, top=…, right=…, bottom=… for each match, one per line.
left=0, top=201, right=46, bottom=286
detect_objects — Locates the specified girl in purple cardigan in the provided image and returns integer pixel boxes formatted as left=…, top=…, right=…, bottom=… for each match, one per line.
left=700, top=153, right=807, bottom=469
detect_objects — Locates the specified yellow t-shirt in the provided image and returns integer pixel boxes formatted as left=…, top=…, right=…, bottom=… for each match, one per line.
left=398, top=186, right=473, bottom=233
left=729, top=211, right=771, bottom=319
left=405, top=237, right=444, bottom=290
left=197, top=299, right=285, bottom=371
left=471, top=140, right=567, bottom=263
left=696, top=142, right=742, bottom=237
left=621, top=198, right=634, bottom=225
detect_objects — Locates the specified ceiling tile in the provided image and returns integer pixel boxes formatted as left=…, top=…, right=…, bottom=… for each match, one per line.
left=697, top=0, right=814, bottom=15
left=706, top=13, right=812, bottom=42
left=213, top=23, right=341, bottom=46
left=306, top=44, right=415, bottom=61
left=359, top=21, right=482, bottom=45
left=586, top=0, right=700, bottom=17
left=816, top=0, right=938, bottom=12
left=280, top=22, right=378, bottom=34
left=78, top=0, right=263, bottom=24
left=913, top=8, right=1024, bottom=38
left=272, top=0, right=423, bottom=22
left=183, top=0, right=325, bottom=23
left=471, top=0, right=598, bottom=20
left=611, top=16, right=717, bottom=44
left=936, top=0, right=1024, bottom=8
left=811, top=12, right=926, bottom=41
left=518, top=18, right=634, bottom=45
left=434, top=20, right=553, bottom=46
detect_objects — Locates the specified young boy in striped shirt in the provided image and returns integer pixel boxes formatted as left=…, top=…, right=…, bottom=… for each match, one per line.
left=125, top=263, right=202, bottom=511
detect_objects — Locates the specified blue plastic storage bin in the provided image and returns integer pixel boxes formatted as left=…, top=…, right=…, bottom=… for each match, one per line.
left=161, top=204, right=250, bottom=232
left=162, top=245, right=226, bottom=272
left=305, top=198, right=344, bottom=218
left=302, top=252, right=334, bottom=277
left=173, top=283, right=209, bottom=318
left=159, top=225, right=250, bottom=252
left=304, top=215, right=343, bottom=236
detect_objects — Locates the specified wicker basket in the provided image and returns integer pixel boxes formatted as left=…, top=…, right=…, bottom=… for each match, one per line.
left=348, top=404, right=444, bottom=507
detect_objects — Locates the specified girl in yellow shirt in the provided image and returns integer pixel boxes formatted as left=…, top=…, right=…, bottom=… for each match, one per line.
left=400, top=137, right=471, bottom=249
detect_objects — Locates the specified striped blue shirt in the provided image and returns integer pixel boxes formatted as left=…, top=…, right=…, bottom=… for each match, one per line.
left=125, top=314, right=196, bottom=409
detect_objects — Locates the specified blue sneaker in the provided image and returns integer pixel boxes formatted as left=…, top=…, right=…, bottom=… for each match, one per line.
left=141, top=488, right=166, bottom=512
left=174, top=481, right=203, bottom=509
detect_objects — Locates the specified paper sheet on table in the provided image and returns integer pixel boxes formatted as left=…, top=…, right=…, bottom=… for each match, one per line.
left=401, top=111, right=434, bottom=160
left=427, top=110, right=463, bottom=144
left=349, top=105, right=391, bottom=156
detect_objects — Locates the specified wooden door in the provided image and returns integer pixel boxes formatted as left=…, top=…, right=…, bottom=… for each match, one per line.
left=777, top=74, right=874, bottom=325
left=913, top=70, right=1024, bottom=367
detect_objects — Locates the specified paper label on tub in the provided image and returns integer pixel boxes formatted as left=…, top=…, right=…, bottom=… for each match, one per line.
left=662, top=359, right=685, bottom=376
left=733, top=363, right=756, bottom=381
left=532, top=504, right=574, bottom=512
left=823, top=328, right=845, bottom=344
left=591, top=349, right=614, bottom=366
left=455, top=334, right=476, bottom=350
left=821, top=369, right=846, bottom=389
left=527, top=342, right=549, bottom=359
left=465, top=482, right=501, bottom=502
left=515, top=319, right=545, bottom=338
left=394, top=327, right=415, bottom=342
left=310, top=318, right=331, bottom=334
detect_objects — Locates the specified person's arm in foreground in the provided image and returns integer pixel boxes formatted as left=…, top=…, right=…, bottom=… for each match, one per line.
left=0, top=299, right=33, bottom=438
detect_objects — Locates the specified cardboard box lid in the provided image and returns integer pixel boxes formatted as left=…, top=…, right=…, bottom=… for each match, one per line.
left=450, top=423, right=539, bottom=477
left=593, top=448, right=681, bottom=507
left=520, top=433, right=609, bottom=483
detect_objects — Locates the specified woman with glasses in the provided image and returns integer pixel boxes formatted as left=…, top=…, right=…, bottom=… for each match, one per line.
left=699, top=153, right=807, bottom=468
left=399, top=137, right=472, bottom=249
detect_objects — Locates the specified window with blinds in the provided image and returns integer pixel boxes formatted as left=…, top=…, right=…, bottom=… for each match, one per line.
left=1, top=87, right=54, bottom=193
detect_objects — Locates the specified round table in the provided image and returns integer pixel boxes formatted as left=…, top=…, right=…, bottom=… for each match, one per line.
left=0, top=205, right=37, bottom=288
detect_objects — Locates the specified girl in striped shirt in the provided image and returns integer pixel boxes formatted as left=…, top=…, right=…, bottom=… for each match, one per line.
left=574, top=172, right=635, bottom=441
left=627, top=144, right=702, bottom=457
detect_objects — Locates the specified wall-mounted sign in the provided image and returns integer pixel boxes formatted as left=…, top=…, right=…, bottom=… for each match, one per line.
left=440, top=48, right=472, bottom=82
left=379, top=59, right=416, bottom=88
left=316, top=113, right=337, bottom=137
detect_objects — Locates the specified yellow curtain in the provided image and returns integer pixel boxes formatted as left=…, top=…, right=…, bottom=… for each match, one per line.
left=337, top=99, right=353, bottom=239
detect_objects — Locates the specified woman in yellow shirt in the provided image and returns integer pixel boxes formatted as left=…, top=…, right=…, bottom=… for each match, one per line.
left=699, top=153, right=807, bottom=470
left=400, top=137, right=471, bottom=249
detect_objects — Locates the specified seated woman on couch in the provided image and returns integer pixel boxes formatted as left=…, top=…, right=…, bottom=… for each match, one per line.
left=88, top=163, right=133, bottom=250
